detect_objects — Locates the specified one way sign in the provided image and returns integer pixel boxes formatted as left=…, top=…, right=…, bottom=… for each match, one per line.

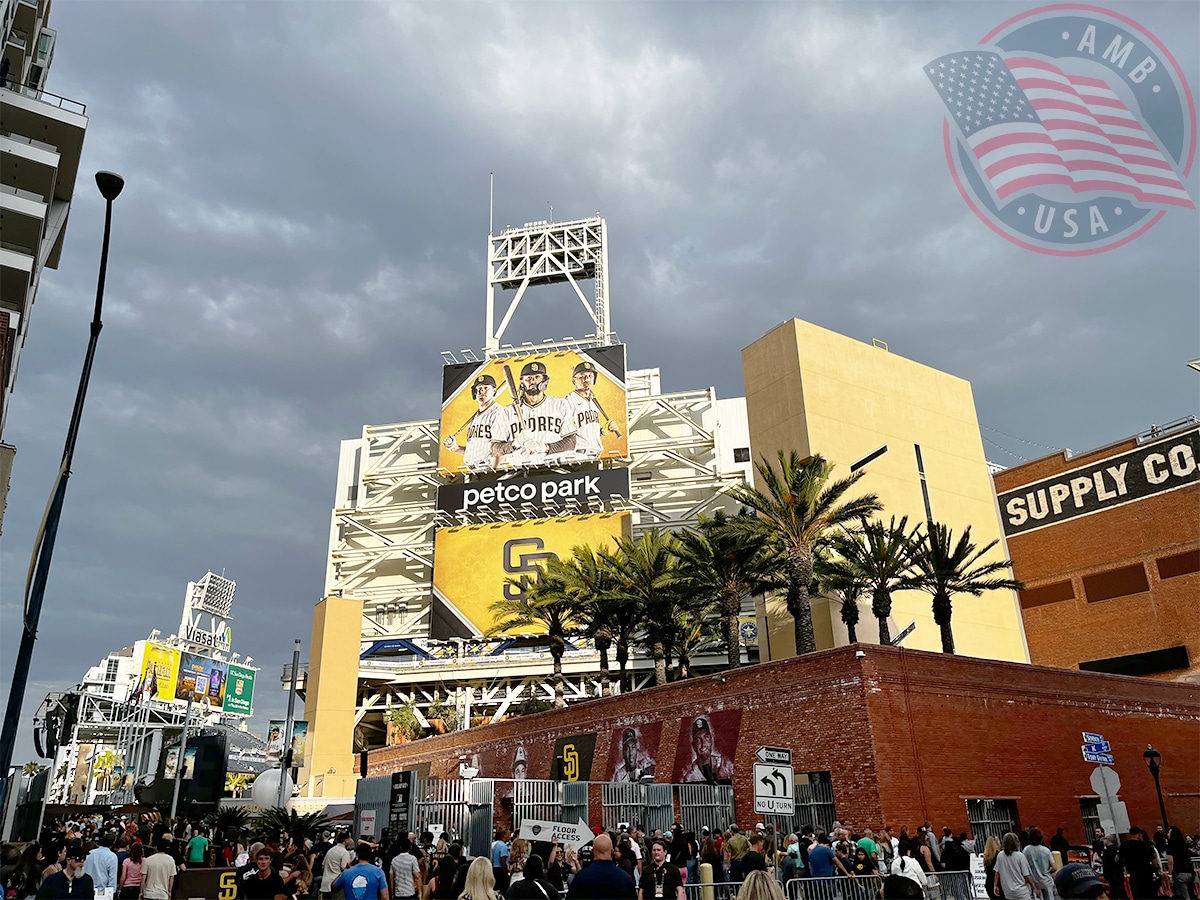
left=753, top=763, right=794, bottom=815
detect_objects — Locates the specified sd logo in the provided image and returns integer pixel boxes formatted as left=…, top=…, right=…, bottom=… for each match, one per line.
left=502, top=537, right=558, bottom=601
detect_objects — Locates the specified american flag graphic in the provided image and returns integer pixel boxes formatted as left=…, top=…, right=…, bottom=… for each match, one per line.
left=927, top=51, right=1194, bottom=209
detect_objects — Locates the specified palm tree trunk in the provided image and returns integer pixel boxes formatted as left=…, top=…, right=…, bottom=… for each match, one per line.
left=616, top=639, right=629, bottom=693
left=845, top=612, right=858, bottom=644
left=551, top=637, right=566, bottom=707
left=873, top=587, right=892, bottom=645
left=721, top=589, right=741, bottom=670
left=595, top=632, right=612, bottom=696
left=652, top=640, right=667, bottom=686
left=932, top=590, right=955, bottom=654
left=679, top=649, right=691, bottom=679
left=786, top=553, right=817, bottom=655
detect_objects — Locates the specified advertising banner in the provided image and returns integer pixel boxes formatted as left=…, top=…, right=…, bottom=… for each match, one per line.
left=222, top=664, right=256, bottom=716
left=437, top=467, right=630, bottom=518
left=551, top=733, right=597, bottom=782
left=997, top=427, right=1199, bottom=536
left=266, top=720, right=308, bottom=765
left=438, top=345, right=627, bottom=475
left=136, top=643, right=181, bottom=703
left=671, top=710, right=743, bottom=785
left=432, top=512, right=630, bottom=636
left=175, top=652, right=228, bottom=706
left=605, top=722, right=662, bottom=783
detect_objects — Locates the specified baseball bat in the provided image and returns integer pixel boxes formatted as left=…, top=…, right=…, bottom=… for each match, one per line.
left=503, top=365, right=524, bottom=433
left=589, top=393, right=623, bottom=439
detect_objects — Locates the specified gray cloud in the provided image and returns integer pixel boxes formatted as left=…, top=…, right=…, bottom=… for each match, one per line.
left=2, top=1, right=1196, bottom=761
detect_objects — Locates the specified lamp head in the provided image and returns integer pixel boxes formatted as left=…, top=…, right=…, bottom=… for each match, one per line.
left=95, top=171, right=125, bottom=201
left=1142, top=744, right=1161, bottom=771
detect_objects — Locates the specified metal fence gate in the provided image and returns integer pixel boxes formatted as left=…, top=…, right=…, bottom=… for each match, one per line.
left=966, top=798, right=1020, bottom=845
left=601, top=782, right=673, bottom=834
left=354, top=774, right=393, bottom=841
left=510, top=780, right=590, bottom=834
left=765, top=771, right=837, bottom=837
left=676, top=784, right=735, bottom=836
left=411, top=776, right=494, bottom=857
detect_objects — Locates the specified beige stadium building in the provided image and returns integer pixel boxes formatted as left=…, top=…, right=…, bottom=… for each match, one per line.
left=299, top=218, right=1027, bottom=799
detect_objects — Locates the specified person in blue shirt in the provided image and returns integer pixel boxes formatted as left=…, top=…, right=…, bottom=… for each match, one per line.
left=83, top=832, right=119, bottom=895
left=807, top=834, right=850, bottom=879
left=333, top=844, right=391, bottom=900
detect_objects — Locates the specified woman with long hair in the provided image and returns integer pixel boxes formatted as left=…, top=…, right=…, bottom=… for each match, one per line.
left=5, top=842, right=42, bottom=899
left=508, top=838, right=531, bottom=886
left=545, top=845, right=571, bottom=894
left=504, top=853, right=559, bottom=899
left=736, top=870, right=785, bottom=900
left=118, top=841, right=145, bottom=899
left=982, top=836, right=1004, bottom=900
left=994, top=833, right=1039, bottom=899
left=1165, top=826, right=1193, bottom=900
left=460, top=857, right=501, bottom=900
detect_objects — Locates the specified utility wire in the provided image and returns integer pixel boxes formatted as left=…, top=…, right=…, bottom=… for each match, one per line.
left=980, top=423, right=1061, bottom=453
left=981, top=434, right=1028, bottom=463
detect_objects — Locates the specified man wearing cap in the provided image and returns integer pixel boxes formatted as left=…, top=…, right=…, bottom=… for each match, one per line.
left=560, top=360, right=619, bottom=459
left=492, top=361, right=577, bottom=467
left=679, top=717, right=733, bottom=785
left=612, top=728, right=656, bottom=783
left=443, top=374, right=511, bottom=471
left=1052, top=864, right=1109, bottom=900
left=35, top=846, right=94, bottom=899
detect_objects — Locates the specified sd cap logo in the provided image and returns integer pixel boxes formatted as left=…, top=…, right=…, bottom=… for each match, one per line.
left=926, top=4, right=1195, bottom=255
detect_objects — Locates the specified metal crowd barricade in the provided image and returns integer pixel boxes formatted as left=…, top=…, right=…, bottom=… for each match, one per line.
left=684, top=882, right=742, bottom=900
left=923, top=870, right=974, bottom=900
left=786, top=875, right=884, bottom=900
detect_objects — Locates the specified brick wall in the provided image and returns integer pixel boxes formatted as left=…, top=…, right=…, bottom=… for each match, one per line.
left=366, top=645, right=1200, bottom=838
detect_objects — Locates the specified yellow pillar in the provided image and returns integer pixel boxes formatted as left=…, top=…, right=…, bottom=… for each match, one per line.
left=298, top=595, right=363, bottom=797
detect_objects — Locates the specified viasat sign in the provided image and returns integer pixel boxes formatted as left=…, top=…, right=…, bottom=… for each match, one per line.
left=927, top=4, right=1195, bottom=255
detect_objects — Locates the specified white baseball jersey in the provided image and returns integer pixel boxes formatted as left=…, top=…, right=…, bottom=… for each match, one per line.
left=561, top=391, right=604, bottom=457
left=462, top=402, right=513, bottom=469
left=500, top=395, right=576, bottom=466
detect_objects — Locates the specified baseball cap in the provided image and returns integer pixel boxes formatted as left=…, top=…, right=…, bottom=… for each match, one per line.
left=67, top=847, right=87, bottom=861
left=520, top=361, right=548, bottom=378
left=471, top=374, right=497, bottom=393
left=692, top=716, right=711, bottom=734
left=573, top=361, right=598, bottom=376
left=1054, top=864, right=1106, bottom=898
left=622, top=728, right=637, bottom=747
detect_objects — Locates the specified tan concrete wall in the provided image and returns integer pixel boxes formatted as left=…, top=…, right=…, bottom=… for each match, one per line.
left=742, top=319, right=1028, bottom=663
left=299, top=595, right=364, bottom=797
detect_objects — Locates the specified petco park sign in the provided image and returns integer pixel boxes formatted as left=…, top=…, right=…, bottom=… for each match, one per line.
left=926, top=5, right=1195, bottom=255
left=437, top=468, right=630, bottom=517
left=997, top=427, right=1198, bottom=536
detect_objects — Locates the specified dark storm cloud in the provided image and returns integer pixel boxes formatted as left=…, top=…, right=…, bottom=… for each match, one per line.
left=1, top=2, right=1196, bottom=759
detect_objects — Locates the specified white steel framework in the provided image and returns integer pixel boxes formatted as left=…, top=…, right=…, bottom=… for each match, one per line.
left=485, top=216, right=610, bottom=356
left=325, top=371, right=755, bottom=747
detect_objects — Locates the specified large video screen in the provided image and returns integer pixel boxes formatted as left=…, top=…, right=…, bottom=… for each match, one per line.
left=431, top=512, right=630, bottom=636
left=438, top=345, right=627, bottom=475
left=175, top=653, right=228, bottom=707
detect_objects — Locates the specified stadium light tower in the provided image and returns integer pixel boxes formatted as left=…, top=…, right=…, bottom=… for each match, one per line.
left=0, top=171, right=124, bottom=810
left=485, top=215, right=611, bottom=357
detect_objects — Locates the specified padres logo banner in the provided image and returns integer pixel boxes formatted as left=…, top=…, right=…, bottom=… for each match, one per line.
left=432, top=513, right=631, bottom=636
left=438, top=345, right=628, bottom=476
left=552, top=733, right=597, bottom=782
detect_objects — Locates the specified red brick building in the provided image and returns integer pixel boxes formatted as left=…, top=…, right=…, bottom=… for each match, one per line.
left=993, top=421, right=1199, bottom=680
left=367, top=644, right=1200, bottom=838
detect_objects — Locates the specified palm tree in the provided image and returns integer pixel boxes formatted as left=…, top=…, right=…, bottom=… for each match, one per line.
left=492, top=561, right=584, bottom=707
left=728, top=451, right=881, bottom=655
left=830, top=517, right=923, bottom=645
left=610, top=529, right=685, bottom=686
left=558, top=545, right=623, bottom=696
left=910, top=521, right=1024, bottom=654
left=92, top=750, right=119, bottom=793
left=674, top=509, right=782, bottom=669
left=255, top=808, right=333, bottom=845
left=815, top=543, right=867, bottom=644
left=207, top=804, right=252, bottom=842
left=670, top=598, right=724, bottom=679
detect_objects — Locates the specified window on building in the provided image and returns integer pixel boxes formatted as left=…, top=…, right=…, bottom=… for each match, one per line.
left=1079, top=798, right=1101, bottom=844
left=1082, top=564, right=1149, bottom=603
left=966, top=799, right=1020, bottom=844
left=733, top=447, right=750, bottom=463
left=1157, top=550, right=1200, bottom=580
left=104, top=659, right=119, bottom=681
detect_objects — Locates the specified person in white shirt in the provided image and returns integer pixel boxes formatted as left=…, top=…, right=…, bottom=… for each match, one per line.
left=321, top=832, right=355, bottom=898
left=83, top=832, right=119, bottom=897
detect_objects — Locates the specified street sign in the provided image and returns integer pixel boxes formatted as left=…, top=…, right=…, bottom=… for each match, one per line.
left=1089, top=766, right=1121, bottom=805
left=755, top=746, right=792, bottom=765
left=1083, top=751, right=1115, bottom=764
left=1096, top=800, right=1130, bottom=835
left=1082, top=732, right=1105, bottom=744
left=753, top=762, right=795, bottom=815
left=1082, top=741, right=1111, bottom=753
left=518, top=817, right=594, bottom=847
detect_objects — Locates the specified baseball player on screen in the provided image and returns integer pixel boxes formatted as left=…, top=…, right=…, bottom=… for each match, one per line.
left=559, top=359, right=621, bottom=459
left=492, top=361, right=577, bottom=467
left=443, top=374, right=513, bottom=470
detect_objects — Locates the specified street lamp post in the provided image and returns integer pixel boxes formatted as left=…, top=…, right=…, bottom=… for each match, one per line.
left=1141, top=744, right=1170, bottom=832
left=0, top=172, right=125, bottom=812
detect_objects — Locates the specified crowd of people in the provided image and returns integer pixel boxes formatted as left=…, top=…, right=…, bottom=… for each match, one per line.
left=2, top=812, right=1195, bottom=900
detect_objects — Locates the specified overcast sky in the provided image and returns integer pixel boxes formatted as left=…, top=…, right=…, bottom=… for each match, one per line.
left=2, top=1, right=1196, bottom=765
